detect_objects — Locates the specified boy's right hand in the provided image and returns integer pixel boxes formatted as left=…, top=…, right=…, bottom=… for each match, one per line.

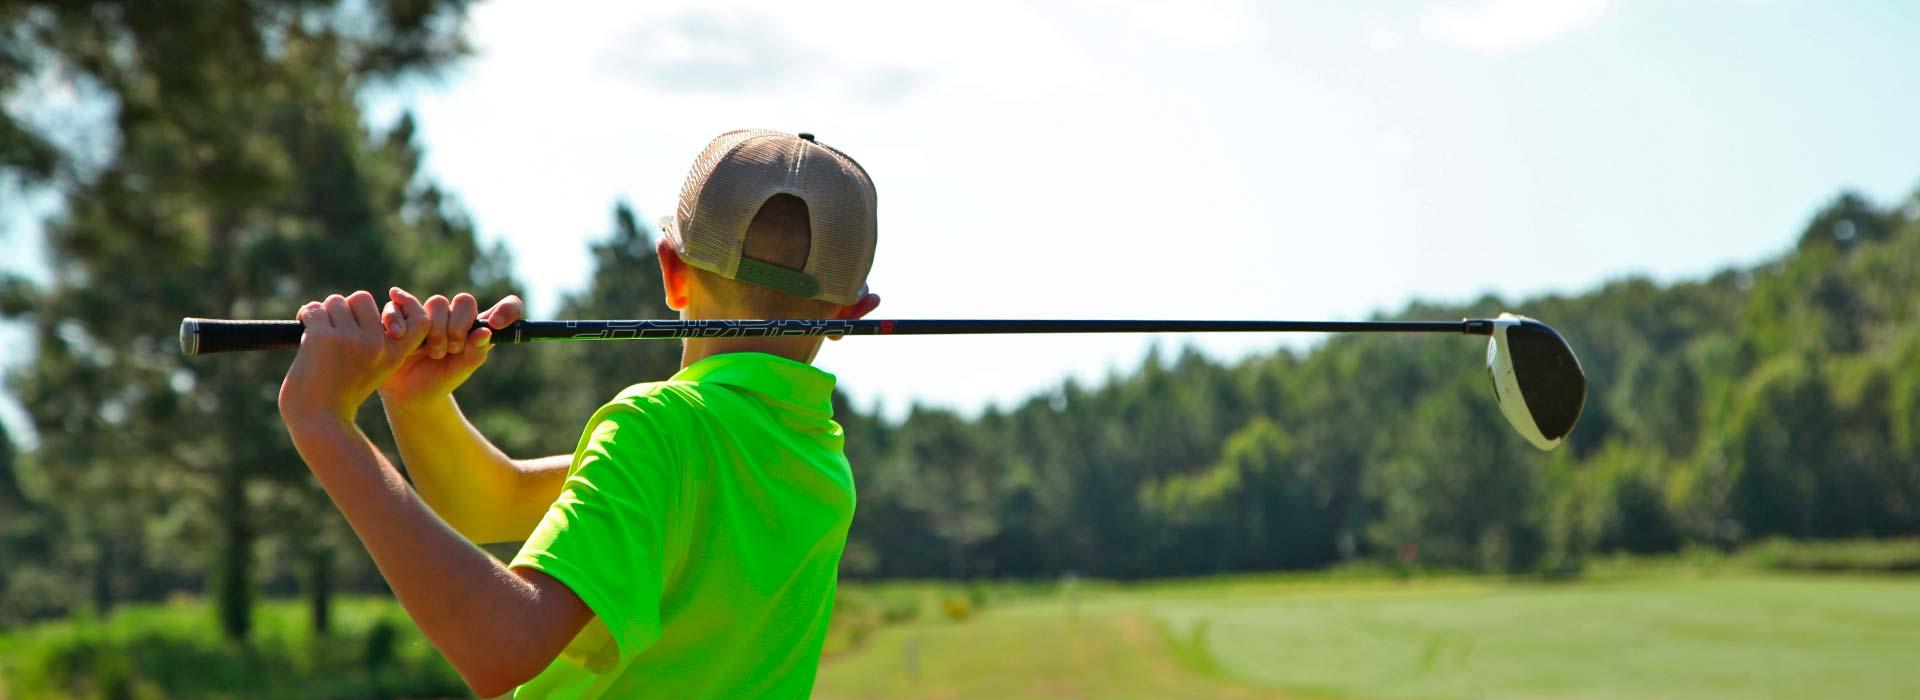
left=377, top=287, right=523, bottom=410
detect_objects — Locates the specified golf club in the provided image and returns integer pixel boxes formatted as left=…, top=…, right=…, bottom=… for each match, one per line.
left=178, top=313, right=1586, bottom=451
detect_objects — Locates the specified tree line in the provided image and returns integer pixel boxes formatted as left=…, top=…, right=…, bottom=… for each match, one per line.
left=839, top=190, right=1920, bottom=579
left=4, top=1, right=1919, bottom=642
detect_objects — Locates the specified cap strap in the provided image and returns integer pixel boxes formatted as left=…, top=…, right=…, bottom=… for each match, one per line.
left=735, top=257, right=822, bottom=299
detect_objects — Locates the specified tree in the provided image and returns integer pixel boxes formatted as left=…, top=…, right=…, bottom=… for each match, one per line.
left=1143, top=417, right=1343, bottom=571
left=1, top=0, right=478, bottom=640
left=529, top=202, right=683, bottom=439
left=1797, top=191, right=1892, bottom=252
left=896, top=406, right=1004, bottom=577
left=1714, top=357, right=1826, bottom=539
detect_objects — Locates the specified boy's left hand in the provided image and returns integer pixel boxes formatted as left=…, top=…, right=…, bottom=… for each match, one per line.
left=279, top=290, right=430, bottom=426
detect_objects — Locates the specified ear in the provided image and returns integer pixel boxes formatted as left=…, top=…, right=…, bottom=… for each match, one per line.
left=834, top=291, right=881, bottom=321
left=827, top=291, right=881, bottom=341
left=657, top=239, right=691, bottom=311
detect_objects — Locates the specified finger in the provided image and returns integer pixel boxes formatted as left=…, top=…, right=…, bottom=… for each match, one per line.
left=425, top=294, right=451, bottom=359
left=323, top=294, right=353, bottom=329
left=382, top=301, right=405, bottom=338
left=446, top=334, right=493, bottom=374
left=391, top=287, right=431, bottom=346
left=479, top=294, right=524, bottom=329
left=468, top=326, right=494, bottom=350
left=297, top=301, right=330, bottom=329
left=347, top=290, right=381, bottom=333
left=448, top=293, right=478, bottom=354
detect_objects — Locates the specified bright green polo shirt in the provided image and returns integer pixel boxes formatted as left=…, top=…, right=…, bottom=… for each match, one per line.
left=508, top=352, right=856, bottom=699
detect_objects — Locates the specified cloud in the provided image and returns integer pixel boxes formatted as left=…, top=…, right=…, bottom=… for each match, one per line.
left=1418, top=0, right=1610, bottom=54
left=1124, top=0, right=1257, bottom=49
left=604, top=13, right=806, bottom=93
left=602, top=10, right=923, bottom=101
left=1367, top=24, right=1404, bottom=53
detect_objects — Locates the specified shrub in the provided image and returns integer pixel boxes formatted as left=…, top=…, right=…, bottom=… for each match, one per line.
left=0, top=598, right=465, bottom=700
left=939, top=596, right=973, bottom=622
left=1739, top=537, right=1920, bottom=573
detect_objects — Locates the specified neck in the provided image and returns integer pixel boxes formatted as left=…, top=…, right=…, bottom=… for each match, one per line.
left=679, top=336, right=824, bottom=369
left=678, top=300, right=831, bottom=369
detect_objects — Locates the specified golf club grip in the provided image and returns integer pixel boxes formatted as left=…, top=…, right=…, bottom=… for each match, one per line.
left=183, top=319, right=304, bottom=355
left=179, top=318, right=496, bottom=356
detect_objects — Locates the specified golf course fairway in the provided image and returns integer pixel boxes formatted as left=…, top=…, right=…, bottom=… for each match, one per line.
left=812, top=573, right=1920, bottom=700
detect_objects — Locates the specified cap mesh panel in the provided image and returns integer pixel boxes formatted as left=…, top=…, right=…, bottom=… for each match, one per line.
left=672, top=130, right=877, bottom=304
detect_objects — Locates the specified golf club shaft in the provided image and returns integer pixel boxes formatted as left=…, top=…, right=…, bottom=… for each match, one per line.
left=179, top=317, right=1496, bottom=356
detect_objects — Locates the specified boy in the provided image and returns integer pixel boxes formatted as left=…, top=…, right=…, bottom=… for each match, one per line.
left=276, top=130, right=882, bottom=698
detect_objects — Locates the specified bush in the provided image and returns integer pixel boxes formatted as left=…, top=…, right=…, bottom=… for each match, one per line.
left=0, top=568, right=78, bottom=629
left=939, top=596, right=973, bottom=622
left=1738, top=538, right=1920, bottom=573
left=879, top=597, right=920, bottom=624
left=0, top=597, right=465, bottom=700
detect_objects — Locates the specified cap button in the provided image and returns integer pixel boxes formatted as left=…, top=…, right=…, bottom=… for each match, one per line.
left=797, top=132, right=816, bottom=142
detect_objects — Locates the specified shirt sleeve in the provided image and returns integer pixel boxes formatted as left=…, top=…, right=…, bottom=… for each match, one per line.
left=510, top=404, right=684, bottom=664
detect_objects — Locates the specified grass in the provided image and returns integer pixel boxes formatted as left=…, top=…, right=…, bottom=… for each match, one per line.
left=1149, top=574, right=1920, bottom=699
left=812, top=604, right=1296, bottom=699
left=814, top=570, right=1920, bottom=700
left=7, top=542, right=1920, bottom=699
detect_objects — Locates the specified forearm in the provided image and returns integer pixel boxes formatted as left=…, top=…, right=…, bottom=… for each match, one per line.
left=287, top=416, right=582, bottom=696
left=383, top=392, right=568, bottom=542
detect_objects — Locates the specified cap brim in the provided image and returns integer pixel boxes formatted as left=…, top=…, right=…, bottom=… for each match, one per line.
left=657, top=215, right=684, bottom=251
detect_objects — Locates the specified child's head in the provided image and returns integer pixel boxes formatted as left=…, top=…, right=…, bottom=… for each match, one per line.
left=659, top=130, right=878, bottom=322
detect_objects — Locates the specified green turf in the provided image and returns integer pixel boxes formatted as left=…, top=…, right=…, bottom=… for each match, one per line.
left=812, top=604, right=1297, bottom=700
left=815, top=573, right=1920, bottom=700
left=5, top=569, right=1917, bottom=699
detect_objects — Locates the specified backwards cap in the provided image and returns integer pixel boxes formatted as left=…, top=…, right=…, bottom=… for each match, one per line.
left=661, top=129, right=878, bottom=305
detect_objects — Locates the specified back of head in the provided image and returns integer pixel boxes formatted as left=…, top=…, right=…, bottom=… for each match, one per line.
left=688, top=193, right=840, bottom=319
left=665, top=130, right=877, bottom=320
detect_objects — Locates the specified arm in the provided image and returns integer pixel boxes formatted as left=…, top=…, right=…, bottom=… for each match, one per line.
left=374, top=288, right=568, bottom=543
left=385, top=394, right=570, bottom=543
left=280, top=291, right=591, bottom=697
left=288, top=413, right=589, bottom=696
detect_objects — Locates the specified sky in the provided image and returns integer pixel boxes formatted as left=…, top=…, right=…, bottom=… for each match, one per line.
left=6, top=0, right=1920, bottom=435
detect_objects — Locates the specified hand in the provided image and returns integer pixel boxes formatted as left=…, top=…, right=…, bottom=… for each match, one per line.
left=280, top=290, right=429, bottom=424
left=377, top=288, right=523, bottom=410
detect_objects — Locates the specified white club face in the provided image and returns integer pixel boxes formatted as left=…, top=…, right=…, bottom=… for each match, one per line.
left=1488, top=313, right=1560, bottom=451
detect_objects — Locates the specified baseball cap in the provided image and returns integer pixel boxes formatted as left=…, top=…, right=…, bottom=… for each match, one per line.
left=660, top=129, right=878, bottom=305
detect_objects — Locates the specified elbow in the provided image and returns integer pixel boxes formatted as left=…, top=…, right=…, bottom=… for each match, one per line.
left=467, top=675, right=516, bottom=700
left=461, top=657, right=550, bottom=699
left=452, top=632, right=565, bottom=698
left=450, top=568, right=588, bottom=696
left=467, top=676, right=521, bottom=699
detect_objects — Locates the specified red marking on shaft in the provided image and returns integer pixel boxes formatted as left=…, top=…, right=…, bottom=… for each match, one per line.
left=881, top=320, right=894, bottom=335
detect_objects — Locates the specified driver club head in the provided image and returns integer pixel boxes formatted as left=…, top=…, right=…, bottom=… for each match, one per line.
left=1487, top=313, right=1587, bottom=451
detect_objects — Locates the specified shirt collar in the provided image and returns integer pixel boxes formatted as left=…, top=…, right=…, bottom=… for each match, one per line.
left=670, top=352, right=837, bottom=416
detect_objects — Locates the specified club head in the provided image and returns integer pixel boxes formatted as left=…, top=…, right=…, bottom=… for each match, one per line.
left=1487, top=313, right=1587, bottom=451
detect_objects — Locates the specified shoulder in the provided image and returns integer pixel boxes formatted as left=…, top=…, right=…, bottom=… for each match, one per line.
left=607, top=380, right=703, bottom=409
left=589, top=381, right=714, bottom=425
left=574, top=381, right=714, bottom=459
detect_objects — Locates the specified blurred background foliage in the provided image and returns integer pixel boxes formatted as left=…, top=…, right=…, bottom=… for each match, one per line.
left=835, top=195, right=1920, bottom=580
left=2, top=1, right=1919, bottom=698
